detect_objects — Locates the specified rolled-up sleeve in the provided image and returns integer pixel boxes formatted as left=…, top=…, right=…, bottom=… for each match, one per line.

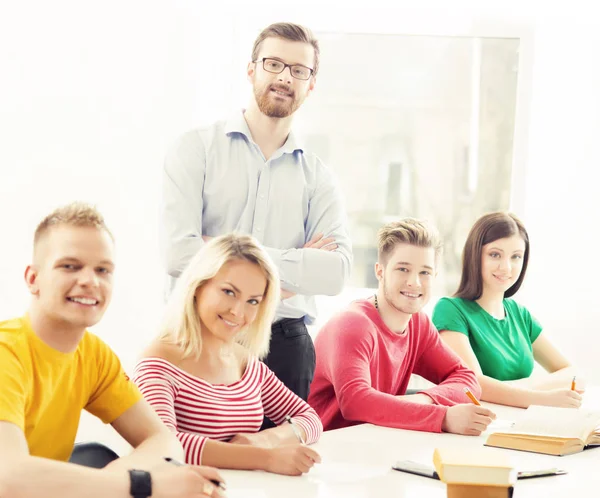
left=264, top=161, right=352, bottom=296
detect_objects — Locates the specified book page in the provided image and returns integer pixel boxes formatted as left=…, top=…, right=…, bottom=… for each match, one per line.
left=503, top=406, right=600, bottom=441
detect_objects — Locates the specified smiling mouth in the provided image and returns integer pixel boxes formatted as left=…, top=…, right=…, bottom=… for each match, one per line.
left=270, top=87, right=292, bottom=98
left=493, top=274, right=511, bottom=282
left=219, top=315, right=241, bottom=328
left=67, top=297, right=99, bottom=306
left=401, top=291, right=422, bottom=299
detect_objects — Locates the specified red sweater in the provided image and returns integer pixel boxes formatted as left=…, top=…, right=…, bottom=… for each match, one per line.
left=308, top=300, right=481, bottom=432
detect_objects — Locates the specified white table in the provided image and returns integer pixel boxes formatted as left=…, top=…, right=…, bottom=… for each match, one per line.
left=221, top=388, right=600, bottom=497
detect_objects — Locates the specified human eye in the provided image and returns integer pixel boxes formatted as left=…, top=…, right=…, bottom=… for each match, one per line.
left=489, top=252, right=501, bottom=259
left=248, top=299, right=261, bottom=306
left=265, top=59, right=283, bottom=70
left=61, top=264, right=78, bottom=271
left=96, top=267, right=112, bottom=275
left=223, top=289, right=235, bottom=297
left=420, top=270, right=431, bottom=276
left=397, top=267, right=409, bottom=272
left=512, top=254, right=523, bottom=260
left=292, top=66, right=309, bottom=78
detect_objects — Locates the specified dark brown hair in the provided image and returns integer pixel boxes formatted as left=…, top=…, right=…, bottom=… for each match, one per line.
left=455, top=212, right=529, bottom=300
left=377, top=218, right=443, bottom=265
left=251, top=22, right=320, bottom=75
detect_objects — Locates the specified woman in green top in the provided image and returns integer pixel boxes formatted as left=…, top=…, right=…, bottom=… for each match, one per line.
left=432, top=212, right=583, bottom=408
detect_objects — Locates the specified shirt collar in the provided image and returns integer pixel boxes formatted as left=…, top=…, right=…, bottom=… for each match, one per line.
left=224, top=109, right=304, bottom=155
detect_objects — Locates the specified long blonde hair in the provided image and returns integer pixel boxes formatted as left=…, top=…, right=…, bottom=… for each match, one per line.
left=159, top=233, right=280, bottom=359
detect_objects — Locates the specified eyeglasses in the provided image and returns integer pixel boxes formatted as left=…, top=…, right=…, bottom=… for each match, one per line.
left=254, top=58, right=314, bottom=81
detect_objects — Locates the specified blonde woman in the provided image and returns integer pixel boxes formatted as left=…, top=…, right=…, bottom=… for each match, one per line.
left=133, top=234, right=322, bottom=475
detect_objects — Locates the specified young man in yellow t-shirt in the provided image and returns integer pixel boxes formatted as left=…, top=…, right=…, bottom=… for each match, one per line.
left=0, top=203, right=223, bottom=498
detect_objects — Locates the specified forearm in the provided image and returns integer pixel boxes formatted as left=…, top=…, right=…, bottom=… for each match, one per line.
left=339, top=387, right=448, bottom=432
left=417, top=362, right=481, bottom=406
left=109, top=431, right=184, bottom=472
left=201, top=440, right=271, bottom=471
left=265, top=247, right=351, bottom=295
left=0, top=456, right=128, bottom=498
left=478, top=374, right=543, bottom=408
left=512, top=366, right=581, bottom=391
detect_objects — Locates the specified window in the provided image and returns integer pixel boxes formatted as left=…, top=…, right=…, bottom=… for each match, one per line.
left=295, top=33, right=520, bottom=296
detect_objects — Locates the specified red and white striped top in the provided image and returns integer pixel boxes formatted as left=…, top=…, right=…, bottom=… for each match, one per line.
left=132, top=357, right=323, bottom=464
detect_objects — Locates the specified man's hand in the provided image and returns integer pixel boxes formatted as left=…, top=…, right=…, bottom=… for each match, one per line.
left=303, top=233, right=337, bottom=251
left=151, top=465, right=226, bottom=498
left=441, top=404, right=496, bottom=436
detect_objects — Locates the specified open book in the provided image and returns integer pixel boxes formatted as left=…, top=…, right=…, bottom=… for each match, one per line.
left=485, top=405, right=600, bottom=456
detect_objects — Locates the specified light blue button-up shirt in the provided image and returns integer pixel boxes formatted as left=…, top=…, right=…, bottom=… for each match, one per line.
left=162, top=110, right=353, bottom=323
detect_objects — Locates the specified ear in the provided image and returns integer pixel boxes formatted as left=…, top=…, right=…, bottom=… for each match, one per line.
left=247, top=61, right=256, bottom=83
left=306, top=75, right=317, bottom=97
left=374, top=262, right=384, bottom=283
left=24, top=265, right=40, bottom=296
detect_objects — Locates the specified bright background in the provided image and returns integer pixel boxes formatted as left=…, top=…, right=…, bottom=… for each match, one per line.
left=1, top=0, right=599, bottom=450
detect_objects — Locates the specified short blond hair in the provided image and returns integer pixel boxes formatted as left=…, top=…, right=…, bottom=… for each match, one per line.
left=34, top=202, right=113, bottom=247
left=159, top=233, right=280, bottom=360
left=251, top=22, right=320, bottom=75
left=377, top=218, right=443, bottom=265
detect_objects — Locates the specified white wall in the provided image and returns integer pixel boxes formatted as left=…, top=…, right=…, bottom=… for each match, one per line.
left=1, top=1, right=598, bottom=451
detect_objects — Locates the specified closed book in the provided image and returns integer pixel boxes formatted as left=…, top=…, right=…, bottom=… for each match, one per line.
left=446, top=483, right=513, bottom=498
left=485, top=405, right=600, bottom=456
left=433, top=448, right=515, bottom=486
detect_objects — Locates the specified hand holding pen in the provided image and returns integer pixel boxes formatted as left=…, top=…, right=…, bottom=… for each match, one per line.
left=164, top=457, right=227, bottom=496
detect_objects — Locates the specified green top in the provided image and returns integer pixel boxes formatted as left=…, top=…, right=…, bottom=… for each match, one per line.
left=432, top=297, right=543, bottom=381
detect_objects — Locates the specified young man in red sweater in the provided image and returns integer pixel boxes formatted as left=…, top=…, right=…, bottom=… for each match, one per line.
left=308, top=218, right=496, bottom=435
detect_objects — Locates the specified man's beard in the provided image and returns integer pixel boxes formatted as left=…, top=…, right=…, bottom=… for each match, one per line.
left=254, top=82, right=303, bottom=118
left=382, top=275, right=421, bottom=316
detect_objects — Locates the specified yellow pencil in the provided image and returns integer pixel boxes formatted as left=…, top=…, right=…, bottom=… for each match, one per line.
left=463, top=387, right=481, bottom=406
left=571, top=376, right=576, bottom=391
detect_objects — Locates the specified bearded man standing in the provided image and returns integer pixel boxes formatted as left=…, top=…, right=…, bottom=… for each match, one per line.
left=161, top=22, right=352, bottom=408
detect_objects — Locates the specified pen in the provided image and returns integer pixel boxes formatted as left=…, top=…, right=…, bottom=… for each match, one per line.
left=463, top=387, right=482, bottom=406
left=164, top=457, right=226, bottom=491
left=285, top=415, right=306, bottom=445
left=571, top=376, right=576, bottom=391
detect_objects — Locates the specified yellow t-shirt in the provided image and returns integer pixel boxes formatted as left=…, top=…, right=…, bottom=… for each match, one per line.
left=0, top=315, right=142, bottom=461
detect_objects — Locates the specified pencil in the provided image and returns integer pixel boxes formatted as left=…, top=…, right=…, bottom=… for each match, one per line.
left=571, top=376, right=576, bottom=391
left=285, top=414, right=306, bottom=445
left=463, top=387, right=482, bottom=406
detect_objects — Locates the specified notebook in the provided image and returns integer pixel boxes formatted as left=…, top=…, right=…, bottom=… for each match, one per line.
left=432, top=448, right=515, bottom=486
left=485, top=405, right=600, bottom=456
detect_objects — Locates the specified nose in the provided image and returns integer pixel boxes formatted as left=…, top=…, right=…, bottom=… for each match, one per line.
left=278, top=65, right=293, bottom=84
left=407, top=272, right=421, bottom=287
left=79, top=268, right=99, bottom=287
left=498, top=257, right=511, bottom=272
left=230, top=299, right=243, bottom=317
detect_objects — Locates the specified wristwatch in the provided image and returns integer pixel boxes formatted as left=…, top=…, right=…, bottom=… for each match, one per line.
left=128, top=469, right=152, bottom=498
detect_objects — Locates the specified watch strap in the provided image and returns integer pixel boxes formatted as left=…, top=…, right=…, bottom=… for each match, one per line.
left=128, top=469, right=152, bottom=498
